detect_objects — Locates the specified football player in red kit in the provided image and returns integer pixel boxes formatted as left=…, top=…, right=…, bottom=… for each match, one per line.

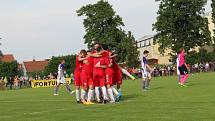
left=91, top=43, right=109, bottom=104
left=101, top=44, right=115, bottom=103
left=74, top=53, right=83, bottom=103
left=112, top=56, right=123, bottom=101
left=79, top=50, right=95, bottom=105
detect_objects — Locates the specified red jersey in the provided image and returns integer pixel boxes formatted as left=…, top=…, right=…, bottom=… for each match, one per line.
left=82, top=56, right=93, bottom=75
left=93, top=57, right=108, bottom=73
left=74, top=55, right=82, bottom=86
left=75, top=55, right=82, bottom=71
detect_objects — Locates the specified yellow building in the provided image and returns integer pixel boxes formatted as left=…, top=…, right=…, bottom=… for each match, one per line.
left=205, top=12, right=214, bottom=38
left=136, top=35, right=172, bottom=65
left=136, top=12, right=214, bottom=65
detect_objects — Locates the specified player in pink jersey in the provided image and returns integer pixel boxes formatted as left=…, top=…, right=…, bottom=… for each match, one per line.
left=178, top=48, right=189, bottom=87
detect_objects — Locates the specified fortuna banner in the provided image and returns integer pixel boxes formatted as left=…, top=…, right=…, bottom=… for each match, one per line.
left=31, top=78, right=72, bottom=88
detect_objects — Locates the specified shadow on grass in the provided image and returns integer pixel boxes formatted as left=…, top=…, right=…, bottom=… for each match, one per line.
left=151, top=86, right=164, bottom=90
left=120, top=94, right=140, bottom=102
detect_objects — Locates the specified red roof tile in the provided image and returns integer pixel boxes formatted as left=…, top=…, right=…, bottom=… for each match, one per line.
left=1, top=54, right=15, bottom=62
left=23, top=60, right=49, bottom=72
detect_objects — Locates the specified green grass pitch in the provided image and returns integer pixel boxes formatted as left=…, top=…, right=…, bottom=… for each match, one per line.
left=0, top=72, right=215, bottom=121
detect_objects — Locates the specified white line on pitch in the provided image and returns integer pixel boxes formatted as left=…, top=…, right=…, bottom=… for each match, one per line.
left=24, top=109, right=65, bottom=115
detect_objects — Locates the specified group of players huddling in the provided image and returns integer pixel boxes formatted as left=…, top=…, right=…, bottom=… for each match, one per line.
left=53, top=42, right=137, bottom=105
left=74, top=42, right=124, bottom=104
left=52, top=41, right=135, bottom=105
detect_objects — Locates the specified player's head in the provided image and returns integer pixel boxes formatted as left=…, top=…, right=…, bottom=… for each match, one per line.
left=101, top=44, right=109, bottom=51
left=80, top=49, right=87, bottom=57
left=179, top=48, right=184, bottom=53
left=93, top=42, right=102, bottom=52
left=143, top=50, right=149, bottom=57
left=94, top=42, right=100, bottom=49
left=61, top=59, right=65, bottom=64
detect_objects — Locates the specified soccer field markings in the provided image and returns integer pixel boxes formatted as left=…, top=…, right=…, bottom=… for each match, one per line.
left=0, top=115, right=13, bottom=119
left=23, top=108, right=65, bottom=115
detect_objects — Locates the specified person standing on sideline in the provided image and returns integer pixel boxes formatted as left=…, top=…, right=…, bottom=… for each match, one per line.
left=178, top=48, right=189, bottom=87
left=54, top=59, right=75, bottom=96
left=14, top=76, right=20, bottom=90
left=141, top=50, right=152, bottom=91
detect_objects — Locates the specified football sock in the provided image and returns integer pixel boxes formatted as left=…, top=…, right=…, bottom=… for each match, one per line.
left=118, top=88, right=122, bottom=95
left=66, top=85, right=71, bottom=92
left=180, top=75, right=185, bottom=85
left=108, top=88, right=115, bottom=102
left=54, top=86, right=59, bottom=94
left=95, top=87, right=100, bottom=101
left=76, top=89, right=80, bottom=101
left=81, top=89, right=86, bottom=100
left=146, top=80, right=150, bottom=88
left=122, top=68, right=135, bottom=80
left=178, top=75, right=181, bottom=83
left=145, top=80, right=149, bottom=88
left=142, top=80, right=146, bottom=89
left=112, top=87, right=119, bottom=96
left=101, top=86, right=108, bottom=100
left=87, top=89, right=94, bottom=102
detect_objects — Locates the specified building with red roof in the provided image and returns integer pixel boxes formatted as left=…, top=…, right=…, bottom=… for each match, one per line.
left=23, top=59, right=49, bottom=74
left=0, top=54, right=15, bottom=62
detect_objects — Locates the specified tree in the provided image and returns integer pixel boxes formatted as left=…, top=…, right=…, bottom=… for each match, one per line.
left=153, top=0, right=211, bottom=54
left=0, top=61, right=19, bottom=78
left=44, top=55, right=76, bottom=77
left=211, top=0, right=215, bottom=51
left=77, top=0, right=139, bottom=67
left=0, top=38, right=3, bottom=61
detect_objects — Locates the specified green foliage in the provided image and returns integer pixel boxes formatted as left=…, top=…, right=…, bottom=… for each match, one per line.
left=186, top=49, right=215, bottom=65
left=153, top=0, right=211, bottom=54
left=44, top=55, right=76, bottom=77
left=211, top=0, right=215, bottom=41
left=0, top=61, right=18, bottom=78
left=77, top=0, right=139, bottom=67
left=0, top=50, right=3, bottom=57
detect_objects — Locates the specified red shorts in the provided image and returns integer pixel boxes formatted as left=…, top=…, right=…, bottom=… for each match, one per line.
left=105, top=68, right=114, bottom=86
left=113, top=69, right=122, bottom=85
left=81, top=70, right=93, bottom=88
left=74, top=69, right=81, bottom=86
left=106, top=74, right=113, bottom=86
left=93, top=71, right=105, bottom=87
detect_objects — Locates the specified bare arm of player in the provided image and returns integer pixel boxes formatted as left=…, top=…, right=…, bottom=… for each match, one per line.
left=108, top=63, right=113, bottom=68
left=78, top=57, right=86, bottom=61
left=109, top=54, right=118, bottom=59
left=95, top=63, right=107, bottom=68
left=88, top=53, right=102, bottom=58
left=146, top=64, right=153, bottom=74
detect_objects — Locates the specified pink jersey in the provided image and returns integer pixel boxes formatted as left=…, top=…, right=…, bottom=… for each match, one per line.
left=178, top=51, right=185, bottom=66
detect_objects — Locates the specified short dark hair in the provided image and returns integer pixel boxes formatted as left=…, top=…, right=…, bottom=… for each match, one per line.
left=101, top=44, right=109, bottom=50
left=143, top=50, right=149, bottom=54
left=93, top=41, right=100, bottom=46
left=80, top=49, right=87, bottom=55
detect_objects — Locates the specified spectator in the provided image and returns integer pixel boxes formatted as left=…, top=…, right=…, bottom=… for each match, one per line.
left=14, top=76, right=20, bottom=90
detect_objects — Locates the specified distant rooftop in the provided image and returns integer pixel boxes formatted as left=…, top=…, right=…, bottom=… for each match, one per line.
left=137, top=35, right=154, bottom=43
left=23, top=59, right=49, bottom=73
left=1, top=54, right=15, bottom=62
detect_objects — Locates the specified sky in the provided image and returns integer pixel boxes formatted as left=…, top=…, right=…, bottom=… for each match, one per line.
left=0, top=0, right=212, bottom=62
